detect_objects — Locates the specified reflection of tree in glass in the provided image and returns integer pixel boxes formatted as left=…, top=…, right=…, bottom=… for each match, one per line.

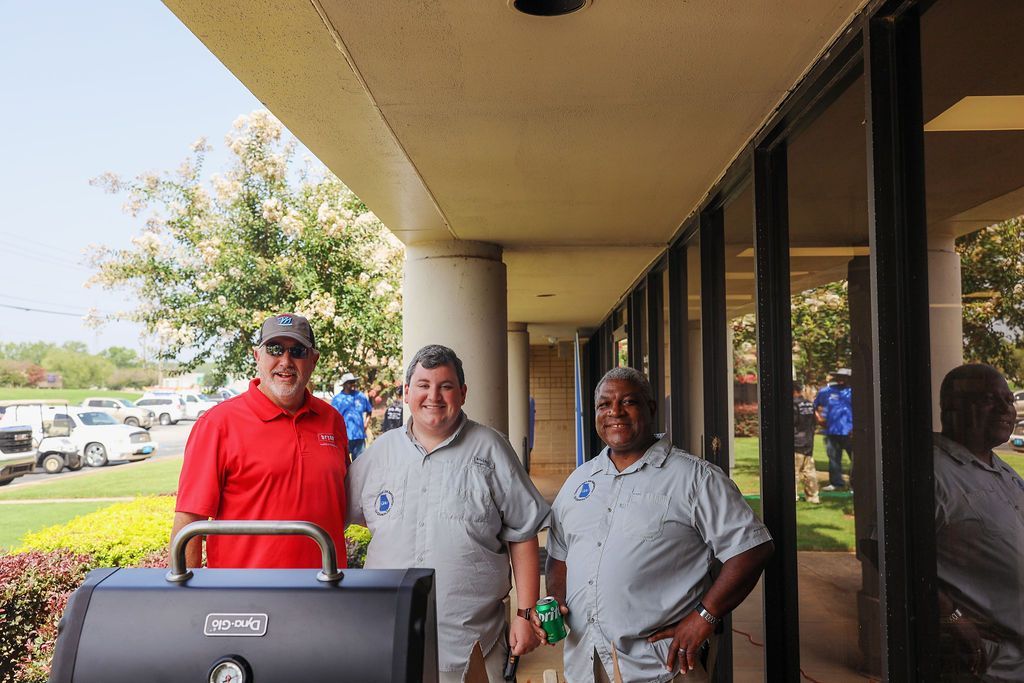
left=958, top=217, right=1024, bottom=384
left=732, top=281, right=851, bottom=387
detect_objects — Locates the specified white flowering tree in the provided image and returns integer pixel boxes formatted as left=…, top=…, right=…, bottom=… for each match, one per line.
left=88, top=110, right=404, bottom=390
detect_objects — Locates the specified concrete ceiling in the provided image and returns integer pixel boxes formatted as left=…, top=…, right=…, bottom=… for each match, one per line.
left=163, top=0, right=866, bottom=341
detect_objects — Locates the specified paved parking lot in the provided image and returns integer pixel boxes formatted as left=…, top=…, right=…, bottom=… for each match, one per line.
left=8, top=420, right=195, bottom=488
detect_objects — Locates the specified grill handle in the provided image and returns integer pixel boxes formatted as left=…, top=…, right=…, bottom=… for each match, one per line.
left=165, top=520, right=344, bottom=584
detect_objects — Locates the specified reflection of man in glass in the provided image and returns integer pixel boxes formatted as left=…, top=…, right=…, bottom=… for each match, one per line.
left=813, top=368, right=853, bottom=491
left=935, top=364, right=1023, bottom=680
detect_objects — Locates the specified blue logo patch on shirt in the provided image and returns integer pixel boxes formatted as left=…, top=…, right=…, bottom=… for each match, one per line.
left=375, top=490, right=394, bottom=515
left=277, top=315, right=293, bottom=325
left=574, top=480, right=596, bottom=501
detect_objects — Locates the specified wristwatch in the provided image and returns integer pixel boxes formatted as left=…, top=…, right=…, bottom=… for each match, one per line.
left=695, top=601, right=721, bottom=626
left=517, top=607, right=532, bottom=621
left=940, top=608, right=963, bottom=625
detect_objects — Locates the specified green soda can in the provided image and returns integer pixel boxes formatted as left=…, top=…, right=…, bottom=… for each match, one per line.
left=536, top=596, right=568, bottom=644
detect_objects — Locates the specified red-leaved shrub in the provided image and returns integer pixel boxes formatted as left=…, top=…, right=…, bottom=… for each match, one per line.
left=0, top=550, right=93, bottom=683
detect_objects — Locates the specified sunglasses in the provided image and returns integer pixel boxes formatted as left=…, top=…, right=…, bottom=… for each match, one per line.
left=262, top=342, right=312, bottom=359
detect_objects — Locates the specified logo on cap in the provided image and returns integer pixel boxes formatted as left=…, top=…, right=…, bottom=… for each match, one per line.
left=375, top=490, right=394, bottom=515
left=574, top=480, right=596, bottom=501
left=277, top=315, right=293, bottom=325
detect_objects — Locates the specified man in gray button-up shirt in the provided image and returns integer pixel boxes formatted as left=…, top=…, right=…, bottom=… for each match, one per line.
left=934, top=364, right=1024, bottom=681
left=546, top=367, right=773, bottom=682
left=347, top=345, right=549, bottom=681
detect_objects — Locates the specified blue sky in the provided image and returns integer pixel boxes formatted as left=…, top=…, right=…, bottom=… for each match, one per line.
left=0, top=2, right=289, bottom=354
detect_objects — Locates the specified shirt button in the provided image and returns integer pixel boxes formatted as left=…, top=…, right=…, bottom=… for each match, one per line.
left=606, top=507, right=612, bottom=512
left=597, top=541, right=602, bottom=547
left=588, top=617, right=595, bottom=623
left=419, top=521, right=425, bottom=527
left=588, top=579, right=594, bottom=585
left=421, top=487, right=427, bottom=493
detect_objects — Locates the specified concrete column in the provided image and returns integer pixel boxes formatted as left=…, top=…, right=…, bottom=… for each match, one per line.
left=403, top=241, right=508, bottom=434
left=507, top=323, right=530, bottom=464
left=928, top=234, right=964, bottom=431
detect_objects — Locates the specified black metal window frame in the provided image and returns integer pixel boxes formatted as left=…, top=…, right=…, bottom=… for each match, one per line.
left=586, top=0, right=937, bottom=678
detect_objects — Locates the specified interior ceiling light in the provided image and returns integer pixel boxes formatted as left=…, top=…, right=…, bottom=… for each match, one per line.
left=925, top=96, right=1024, bottom=132
left=512, top=0, right=589, bottom=17
left=737, top=247, right=871, bottom=258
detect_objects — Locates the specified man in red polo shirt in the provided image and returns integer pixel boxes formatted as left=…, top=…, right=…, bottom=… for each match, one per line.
left=171, top=313, right=349, bottom=568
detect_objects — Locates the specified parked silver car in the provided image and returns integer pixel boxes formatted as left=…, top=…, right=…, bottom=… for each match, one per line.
left=81, top=397, right=155, bottom=429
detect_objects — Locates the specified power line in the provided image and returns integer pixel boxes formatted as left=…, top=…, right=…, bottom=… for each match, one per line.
left=0, top=302, right=88, bottom=318
left=0, top=229, right=84, bottom=258
left=1, top=243, right=90, bottom=271
left=0, top=296, right=113, bottom=317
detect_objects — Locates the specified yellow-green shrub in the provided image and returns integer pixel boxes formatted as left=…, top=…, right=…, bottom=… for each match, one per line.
left=345, top=524, right=371, bottom=568
left=19, top=496, right=174, bottom=567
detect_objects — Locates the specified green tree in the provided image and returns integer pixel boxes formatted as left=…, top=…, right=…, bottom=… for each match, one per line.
left=99, top=346, right=141, bottom=368
left=958, top=216, right=1024, bottom=384
left=88, top=110, right=404, bottom=390
left=731, top=281, right=851, bottom=388
left=40, top=349, right=114, bottom=389
left=0, top=341, right=58, bottom=365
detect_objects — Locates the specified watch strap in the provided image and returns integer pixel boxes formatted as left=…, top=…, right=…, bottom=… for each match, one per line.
left=695, top=601, right=721, bottom=625
left=517, top=607, right=532, bottom=621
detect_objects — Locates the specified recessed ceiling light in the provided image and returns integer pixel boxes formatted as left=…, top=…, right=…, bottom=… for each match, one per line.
left=536, top=293, right=556, bottom=298
left=512, top=0, right=589, bottom=17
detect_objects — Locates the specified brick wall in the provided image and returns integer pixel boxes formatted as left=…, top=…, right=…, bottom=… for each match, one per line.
left=529, top=344, right=576, bottom=474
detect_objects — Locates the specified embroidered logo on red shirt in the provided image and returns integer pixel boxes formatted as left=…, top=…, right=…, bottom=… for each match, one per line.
left=318, top=433, right=338, bottom=448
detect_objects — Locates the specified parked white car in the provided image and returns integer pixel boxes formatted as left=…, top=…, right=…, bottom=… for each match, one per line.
left=141, top=391, right=217, bottom=420
left=135, top=397, right=186, bottom=426
left=50, top=407, right=158, bottom=467
left=81, top=397, right=155, bottom=429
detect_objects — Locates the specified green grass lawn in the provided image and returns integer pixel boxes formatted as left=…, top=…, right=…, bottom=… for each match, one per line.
left=0, top=501, right=112, bottom=551
left=735, top=435, right=854, bottom=551
left=0, top=456, right=183, bottom=501
left=732, top=435, right=1024, bottom=552
left=0, top=387, right=143, bottom=403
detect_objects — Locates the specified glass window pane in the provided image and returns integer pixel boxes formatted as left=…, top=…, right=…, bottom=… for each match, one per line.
left=685, top=238, right=703, bottom=457
left=786, top=67, right=880, bottom=680
left=722, top=183, right=767, bottom=681
left=922, top=1, right=1024, bottom=679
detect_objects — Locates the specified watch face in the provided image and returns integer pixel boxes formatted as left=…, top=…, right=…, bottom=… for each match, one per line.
left=210, top=660, right=245, bottom=683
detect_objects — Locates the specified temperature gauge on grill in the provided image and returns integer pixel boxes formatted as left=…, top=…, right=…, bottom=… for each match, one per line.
left=209, top=655, right=250, bottom=683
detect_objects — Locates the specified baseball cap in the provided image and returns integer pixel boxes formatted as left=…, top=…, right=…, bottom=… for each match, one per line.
left=832, top=368, right=852, bottom=377
left=257, top=313, right=316, bottom=349
left=340, top=372, right=358, bottom=384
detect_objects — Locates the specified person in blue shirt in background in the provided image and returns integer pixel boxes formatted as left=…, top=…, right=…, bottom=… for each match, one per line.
left=813, top=368, right=853, bottom=491
left=331, top=372, right=374, bottom=460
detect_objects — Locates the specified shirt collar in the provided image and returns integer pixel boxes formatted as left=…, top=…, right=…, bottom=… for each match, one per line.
left=590, top=434, right=671, bottom=475
left=244, top=378, right=318, bottom=422
left=403, top=411, right=469, bottom=454
left=933, top=432, right=1007, bottom=473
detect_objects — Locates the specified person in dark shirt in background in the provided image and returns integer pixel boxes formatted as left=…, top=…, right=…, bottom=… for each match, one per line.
left=793, top=381, right=820, bottom=504
left=381, top=385, right=404, bottom=432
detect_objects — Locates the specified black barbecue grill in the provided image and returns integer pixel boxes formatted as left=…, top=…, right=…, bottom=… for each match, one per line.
left=50, top=521, right=438, bottom=683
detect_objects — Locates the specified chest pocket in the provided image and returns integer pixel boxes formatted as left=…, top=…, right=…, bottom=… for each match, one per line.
left=622, top=491, right=671, bottom=541
left=441, top=458, right=495, bottom=523
left=962, top=487, right=1017, bottom=538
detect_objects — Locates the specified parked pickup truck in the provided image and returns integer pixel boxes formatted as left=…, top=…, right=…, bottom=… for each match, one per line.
left=80, top=397, right=155, bottom=429
left=0, top=424, right=37, bottom=486
left=0, top=400, right=83, bottom=474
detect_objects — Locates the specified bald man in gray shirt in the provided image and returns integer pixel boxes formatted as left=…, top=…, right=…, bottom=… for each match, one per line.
left=546, top=367, right=773, bottom=682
